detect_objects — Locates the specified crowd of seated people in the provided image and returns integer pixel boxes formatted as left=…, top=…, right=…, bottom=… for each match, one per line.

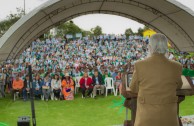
left=3, top=68, right=118, bottom=101
left=0, top=34, right=194, bottom=101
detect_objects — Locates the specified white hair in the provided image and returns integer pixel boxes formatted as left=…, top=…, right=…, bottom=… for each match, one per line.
left=148, top=33, right=168, bottom=55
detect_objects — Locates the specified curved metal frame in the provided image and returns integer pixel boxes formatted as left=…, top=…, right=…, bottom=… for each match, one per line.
left=3, top=0, right=194, bottom=60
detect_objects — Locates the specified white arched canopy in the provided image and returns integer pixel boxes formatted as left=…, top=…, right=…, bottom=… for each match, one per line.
left=0, top=0, right=194, bottom=61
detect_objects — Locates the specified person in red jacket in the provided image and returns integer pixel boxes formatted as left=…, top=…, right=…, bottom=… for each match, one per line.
left=79, top=72, right=93, bottom=98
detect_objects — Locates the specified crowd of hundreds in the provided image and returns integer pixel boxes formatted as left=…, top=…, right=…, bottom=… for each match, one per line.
left=0, top=34, right=194, bottom=101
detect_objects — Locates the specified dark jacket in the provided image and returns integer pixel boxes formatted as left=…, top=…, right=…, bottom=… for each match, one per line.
left=33, top=79, right=42, bottom=95
left=92, top=74, right=104, bottom=86
left=23, top=79, right=30, bottom=89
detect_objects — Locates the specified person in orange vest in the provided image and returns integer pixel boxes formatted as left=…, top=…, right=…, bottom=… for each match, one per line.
left=12, top=74, right=24, bottom=99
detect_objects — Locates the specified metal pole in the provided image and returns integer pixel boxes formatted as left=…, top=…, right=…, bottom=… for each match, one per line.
left=24, top=0, right=26, bottom=15
left=29, top=65, right=36, bottom=126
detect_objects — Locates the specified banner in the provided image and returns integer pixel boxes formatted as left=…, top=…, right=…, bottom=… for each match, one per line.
left=76, top=33, right=82, bottom=38
left=66, top=34, right=73, bottom=39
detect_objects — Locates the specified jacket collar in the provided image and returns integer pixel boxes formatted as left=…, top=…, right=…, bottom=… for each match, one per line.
left=150, top=53, right=168, bottom=60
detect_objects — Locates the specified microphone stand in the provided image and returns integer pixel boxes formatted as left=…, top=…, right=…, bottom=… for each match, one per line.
left=28, top=65, right=36, bottom=126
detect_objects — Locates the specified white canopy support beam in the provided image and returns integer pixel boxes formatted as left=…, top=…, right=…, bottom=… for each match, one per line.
left=0, top=0, right=194, bottom=61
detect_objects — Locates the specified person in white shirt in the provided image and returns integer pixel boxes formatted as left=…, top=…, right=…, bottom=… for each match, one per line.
left=51, top=74, right=61, bottom=100
left=42, top=73, right=51, bottom=101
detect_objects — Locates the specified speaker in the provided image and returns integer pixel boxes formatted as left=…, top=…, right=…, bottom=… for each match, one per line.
left=17, top=116, right=30, bottom=126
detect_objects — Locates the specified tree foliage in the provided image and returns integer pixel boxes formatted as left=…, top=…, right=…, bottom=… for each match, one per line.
left=125, top=28, right=134, bottom=37
left=91, top=25, right=102, bottom=36
left=57, top=21, right=82, bottom=36
left=124, top=26, right=150, bottom=37
left=136, top=26, right=149, bottom=36
left=82, top=30, right=92, bottom=37
left=0, top=8, right=24, bottom=37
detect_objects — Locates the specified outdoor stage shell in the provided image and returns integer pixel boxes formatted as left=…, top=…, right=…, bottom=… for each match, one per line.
left=0, top=0, right=194, bottom=61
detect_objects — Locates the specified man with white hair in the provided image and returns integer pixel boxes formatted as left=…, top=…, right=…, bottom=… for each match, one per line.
left=129, top=33, right=183, bottom=126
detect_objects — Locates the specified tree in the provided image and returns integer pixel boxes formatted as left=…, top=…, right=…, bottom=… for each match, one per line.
left=0, top=8, right=24, bottom=37
left=82, top=30, right=92, bottom=37
left=125, top=28, right=134, bottom=37
left=91, top=26, right=102, bottom=36
left=136, top=27, right=144, bottom=36
left=135, top=26, right=150, bottom=36
left=57, top=20, right=82, bottom=37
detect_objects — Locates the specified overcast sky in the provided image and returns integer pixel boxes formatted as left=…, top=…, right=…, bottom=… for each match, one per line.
left=0, top=0, right=194, bottom=34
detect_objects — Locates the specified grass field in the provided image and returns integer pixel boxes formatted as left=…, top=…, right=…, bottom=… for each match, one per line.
left=0, top=94, right=193, bottom=126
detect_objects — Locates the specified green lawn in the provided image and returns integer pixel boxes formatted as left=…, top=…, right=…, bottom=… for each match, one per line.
left=0, top=94, right=193, bottom=126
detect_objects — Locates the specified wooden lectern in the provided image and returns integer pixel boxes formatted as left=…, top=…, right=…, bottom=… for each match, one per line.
left=122, top=73, right=194, bottom=126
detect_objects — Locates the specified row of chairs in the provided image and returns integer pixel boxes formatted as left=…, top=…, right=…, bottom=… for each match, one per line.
left=14, top=77, right=119, bottom=101
left=74, top=77, right=119, bottom=96
left=14, top=91, right=58, bottom=101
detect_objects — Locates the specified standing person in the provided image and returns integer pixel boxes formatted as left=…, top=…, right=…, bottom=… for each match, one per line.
left=23, top=75, right=30, bottom=101
left=79, top=72, right=93, bottom=98
left=51, top=74, right=61, bottom=100
left=0, top=69, right=6, bottom=97
left=129, top=33, right=183, bottom=126
left=42, top=72, right=51, bottom=101
left=61, top=73, right=74, bottom=100
left=92, top=70, right=105, bottom=98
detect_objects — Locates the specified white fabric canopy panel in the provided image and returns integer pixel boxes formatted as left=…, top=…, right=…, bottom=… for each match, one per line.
left=0, top=0, right=194, bottom=61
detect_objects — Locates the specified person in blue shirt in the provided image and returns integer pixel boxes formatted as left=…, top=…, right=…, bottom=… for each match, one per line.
left=92, top=70, right=105, bottom=99
left=33, top=74, right=42, bottom=99
left=42, top=72, right=51, bottom=101
left=112, top=68, right=118, bottom=81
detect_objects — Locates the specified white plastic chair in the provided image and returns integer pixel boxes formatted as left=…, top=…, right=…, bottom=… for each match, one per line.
left=50, top=93, right=54, bottom=100
left=14, top=91, right=20, bottom=101
left=105, top=77, right=116, bottom=96
left=97, top=88, right=101, bottom=95
left=115, top=85, right=119, bottom=96
left=75, top=76, right=82, bottom=94
left=41, top=93, right=53, bottom=101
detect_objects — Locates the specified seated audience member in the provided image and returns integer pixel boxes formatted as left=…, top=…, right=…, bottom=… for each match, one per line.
left=51, top=74, right=61, bottom=100
left=7, top=69, right=13, bottom=93
left=42, top=72, right=51, bottom=101
left=12, top=74, right=24, bottom=99
left=112, top=69, right=118, bottom=81
left=115, top=72, right=122, bottom=95
left=79, top=72, right=93, bottom=98
left=23, top=75, right=30, bottom=101
left=92, top=70, right=105, bottom=98
left=0, top=69, right=6, bottom=98
left=3, top=69, right=8, bottom=94
left=61, top=73, right=74, bottom=100
left=102, top=70, right=111, bottom=84
left=73, top=69, right=81, bottom=77
left=33, top=74, right=42, bottom=99
left=88, top=68, right=94, bottom=77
